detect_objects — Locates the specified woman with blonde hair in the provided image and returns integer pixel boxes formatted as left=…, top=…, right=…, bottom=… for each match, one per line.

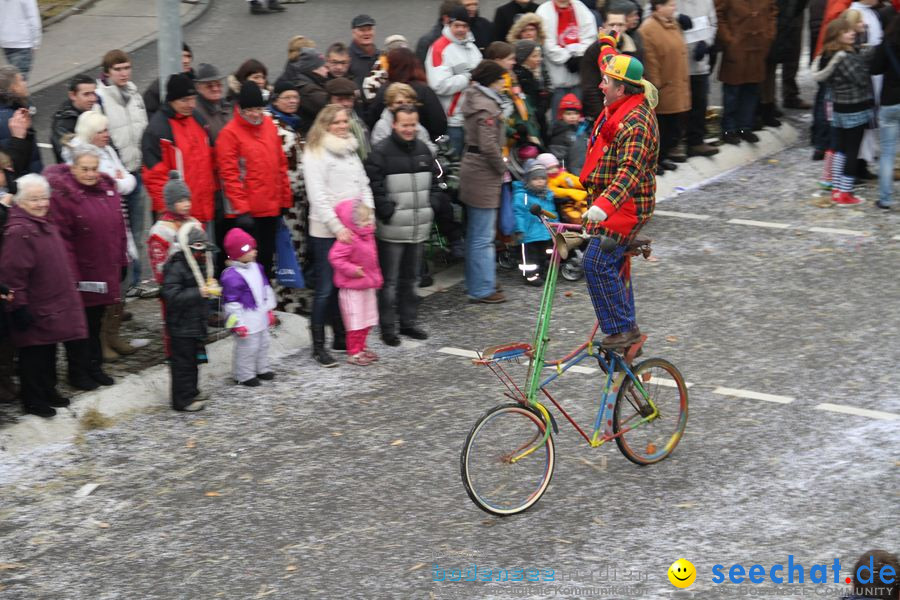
left=370, top=83, right=437, bottom=153
left=63, top=110, right=135, bottom=196
left=287, top=35, right=316, bottom=62
left=302, top=105, right=374, bottom=366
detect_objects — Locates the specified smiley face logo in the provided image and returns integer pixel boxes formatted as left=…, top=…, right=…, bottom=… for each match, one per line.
left=668, top=559, right=696, bottom=588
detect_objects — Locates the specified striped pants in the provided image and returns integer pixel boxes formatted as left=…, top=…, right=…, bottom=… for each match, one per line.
left=584, top=240, right=636, bottom=336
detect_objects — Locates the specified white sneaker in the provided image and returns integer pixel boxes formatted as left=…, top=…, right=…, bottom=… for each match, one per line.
left=182, top=400, right=206, bottom=412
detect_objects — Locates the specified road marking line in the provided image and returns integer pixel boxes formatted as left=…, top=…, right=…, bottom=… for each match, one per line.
left=727, top=218, right=792, bottom=229
left=807, top=226, right=870, bottom=236
left=655, top=210, right=712, bottom=220
left=814, top=403, right=898, bottom=421
left=712, top=386, right=794, bottom=404
left=438, top=347, right=479, bottom=359
left=650, top=376, right=694, bottom=389
left=892, top=235, right=900, bottom=241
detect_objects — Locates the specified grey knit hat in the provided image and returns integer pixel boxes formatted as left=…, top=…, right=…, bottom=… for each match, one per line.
left=515, top=40, right=538, bottom=65
left=295, top=48, right=325, bottom=74
left=524, top=159, right=547, bottom=182
left=163, top=170, right=191, bottom=210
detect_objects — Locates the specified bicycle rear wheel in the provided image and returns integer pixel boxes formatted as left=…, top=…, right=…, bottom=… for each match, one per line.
left=613, top=358, right=688, bottom=466
left=460, top=403, right=556, bottom=516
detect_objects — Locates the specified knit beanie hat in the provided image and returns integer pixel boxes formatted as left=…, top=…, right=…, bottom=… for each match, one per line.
left=524, top=159, right=548, bottom=182
left=295, top=48, right=325, bottom=74
left=535, top=152, right=560, bottom=172
left=163, top=170, right=191, bottom=210
left=271, top=80, right=295, bottom=101
left=238, top=81, right=266, bottom=109
left=224, top=227, right=257, bottom=260
left=166, top=73, right=196, bottom=102
left=471, top=60, right=507, bottom=88
left=557, top=93, right=582, bottom=119
left=515, top=40, right=538, bottom=65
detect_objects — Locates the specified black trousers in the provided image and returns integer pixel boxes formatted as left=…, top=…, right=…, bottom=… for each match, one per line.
left=687, top=75, right=710, bottom=146
left=64, top=304, right=105, bottom=380
left=253, top=216, right=280, bottom=278
left=377, top=240, right=423, bottom=333
left=522, top=240, right=552, bottom=281
left=18, top=344, right=57, bottom=411
left=836, top=124, right=867, bottom=179
left=657, top=112, right=686, bottom=159
left=170, top=336, right=200, bottom=410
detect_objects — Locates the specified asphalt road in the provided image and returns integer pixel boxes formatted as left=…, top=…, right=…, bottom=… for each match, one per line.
left=5, top=1, right=899, bottom=599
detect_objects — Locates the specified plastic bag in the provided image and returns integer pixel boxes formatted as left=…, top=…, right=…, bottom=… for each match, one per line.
left=275, top=217, right=305, bottom=288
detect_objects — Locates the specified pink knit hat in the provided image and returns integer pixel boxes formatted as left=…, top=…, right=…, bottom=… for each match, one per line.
left=224, top=227, right=257, bottom=260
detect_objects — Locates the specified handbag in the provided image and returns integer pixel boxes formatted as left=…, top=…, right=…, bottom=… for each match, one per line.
left=274, top=217, right=305, bottom=288
left=498, top=182, right=515, bottom=236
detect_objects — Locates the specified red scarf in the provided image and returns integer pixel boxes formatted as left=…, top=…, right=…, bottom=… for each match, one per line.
left=555, top=4, right=579, bottom=46
left=579, top=93, right=645, bottom=182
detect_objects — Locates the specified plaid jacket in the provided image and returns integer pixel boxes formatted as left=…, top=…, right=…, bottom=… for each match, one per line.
left=582, top=100, right=659, bottom=244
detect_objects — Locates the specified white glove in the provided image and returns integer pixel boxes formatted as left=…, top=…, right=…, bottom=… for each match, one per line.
left=362, top=71, right=386, bottom=101
left=583, top=205, right=608, bottom=223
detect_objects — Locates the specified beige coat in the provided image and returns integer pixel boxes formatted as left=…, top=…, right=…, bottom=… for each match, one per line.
left=459, top=85, right=506, bottom=210
left=639, top=13, right=691, bottom=115
left=714, top=0, right=778, bottom=85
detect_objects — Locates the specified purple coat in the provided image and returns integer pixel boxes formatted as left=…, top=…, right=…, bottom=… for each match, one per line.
left=220, top=262, right=271, bottom=309
left=44, top=164, right=128, bottom=307
left=0, top=206, right=88, bottom=347
left=328, top=199, right=383, bottom=290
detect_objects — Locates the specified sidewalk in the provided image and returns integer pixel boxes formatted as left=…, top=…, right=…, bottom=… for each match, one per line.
left=2, top=0, right=210, bottom=94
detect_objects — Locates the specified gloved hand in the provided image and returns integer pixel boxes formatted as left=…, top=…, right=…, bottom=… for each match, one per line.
left=582, top=205, right=608, bottom=223
left=692, top=40, right=709, bottom=62
left=451, top=62, right=471, bottom=76
left=268, top=311, right=277, bottom=327
left=233, top=325, right=249, bottom=338
left=375, top=201, right=396, bottom=224
left=677, top=13, right=693, bottom=30
left=565, top=55, right=582, bottom=74
left=235, top=212, right=255, bottom=233
left=11, top=306, right=34, bottom=331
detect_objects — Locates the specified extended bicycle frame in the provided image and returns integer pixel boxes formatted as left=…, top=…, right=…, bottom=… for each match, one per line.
left=473, top=217, right=659, bottom=462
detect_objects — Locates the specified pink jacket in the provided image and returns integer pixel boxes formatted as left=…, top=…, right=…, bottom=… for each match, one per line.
left=328, top=199, right=383, bottom=290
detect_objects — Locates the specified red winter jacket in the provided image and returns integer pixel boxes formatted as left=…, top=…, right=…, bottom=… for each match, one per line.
left=141, top=105, right=216, bottom=223
left=215, top=109, right=291, bottom=217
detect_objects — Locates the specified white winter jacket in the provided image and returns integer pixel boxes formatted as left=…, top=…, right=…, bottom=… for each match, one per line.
left=94, top=79, right=148, bottom=172
left=678, top=0, right=718, bottom=76
left=425, top=26, right=483, bottom=128
left=0, top=0, right=41, bottom=49
left=371, top=109, right=437, bottom=156
left=302, top=133, right=374, bottom=239
left=62, top=138, right=137, bottom=196
left=535, top=0, right=597, bottom=89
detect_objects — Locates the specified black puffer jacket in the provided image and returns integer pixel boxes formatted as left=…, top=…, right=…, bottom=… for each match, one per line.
left=161, top=252, right=208, bottom=339
left=50, top=100, right=83, bottom=163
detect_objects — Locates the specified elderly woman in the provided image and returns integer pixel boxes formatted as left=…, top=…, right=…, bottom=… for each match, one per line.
left=63, top=111, right=136, bottom=196
left=0, top=174, right=88, bottom=417
left=44, top=145, right=128, bottom=389
left=302, top=104, right=374, bottom=367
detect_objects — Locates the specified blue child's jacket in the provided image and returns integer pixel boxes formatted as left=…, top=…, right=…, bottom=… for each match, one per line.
left=512, top=180, right=558, bottom=244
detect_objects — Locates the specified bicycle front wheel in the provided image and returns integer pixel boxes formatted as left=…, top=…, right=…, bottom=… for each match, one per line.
left=613, top=358, right=688, bottom=466
left=460, top=403, right=556, bottom=516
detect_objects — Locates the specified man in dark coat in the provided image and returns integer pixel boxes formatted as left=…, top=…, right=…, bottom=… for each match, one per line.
left=276, top=48, right=330, bottom=134
left=143, top=43, right=195, bottom=117
left=347, top=14, right=380, bottom=88
left=50, top=75, right=97, bottom=163
left=0, top=65, right=42, bottom=178
left=760, top=0, right=811, bottom=122
left=463, top=0, right=495, bottom=50
left=416, top=0, right=463, bottom=63
left=493, top=0, right=539, bottom=42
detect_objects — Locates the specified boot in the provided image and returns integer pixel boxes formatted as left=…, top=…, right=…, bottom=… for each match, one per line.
left=0, top=340, right=17, bottom=403
left=311, top=325, right=337, bottom=367
left=331, top=314, right=347, bottom=353
left=104, top=303, right=137, bottom=356
left=100, top=308, right=120, bottom=362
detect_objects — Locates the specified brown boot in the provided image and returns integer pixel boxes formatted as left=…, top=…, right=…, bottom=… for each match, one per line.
left=601, top=328, right=641, bottom=349
left=103, top=303, right=137, bottom=357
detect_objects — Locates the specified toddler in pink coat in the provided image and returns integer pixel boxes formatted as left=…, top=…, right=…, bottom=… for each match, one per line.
left=328, top=199, right=384, bottom=366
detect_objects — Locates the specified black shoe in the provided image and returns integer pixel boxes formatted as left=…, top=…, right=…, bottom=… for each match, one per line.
left=249, top=1, right=270, bottom=13
left=773, top=105, right=785, bottom=117
left=876, top=201, right=891, bottom=210
left=47, top=392, right=71, bottom=408
left=722, top=131, right=741, bottom=145
left=89, top=368, right=114, bottom=386
left=267, top=0, right=286, bottom=10
left=659, top=159, right=678, bottom=171
left=399, top=326, right=428, bottom=340
left=857, top=160, right=876, bottom=181
left=381, top=333, right=401, bottom=346
left=739, top=129, right=759, bottom=143
left=69, top=376, right=100, bottom=391
left=313, top=346, right=338, bottom=367
left=238, top=377, right=261, bottom=387
left=762, top=115, right=781, bottom=127
left=257, top=372, right=275, bottom=381
left=419, top=274, right=434, bottom=287
left=812, top=149, right=825, bottom=161
left=25, top=405, right=56, bottom=418
left=332, top=337, right=347, bottom=353
left=668, top=151, right=687, bottom=163
left=655, top=165, right=665, bottom=176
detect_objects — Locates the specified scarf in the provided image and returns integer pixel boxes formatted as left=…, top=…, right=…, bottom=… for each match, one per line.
left=579, top=93, right=645, bottom=181
left=268, top=105, right=301, bottom=131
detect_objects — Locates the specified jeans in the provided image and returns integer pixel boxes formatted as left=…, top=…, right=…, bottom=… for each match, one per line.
left=3, top=47, right=33, bottom=80
left=377, top=240, right=422, bottom=333
left=447, top=126, right=465, bottom=158
left=878, top=103, right=900, bottom=207
left=722, top=83, right=760, bottom=132
left=124, top=172, right=144, bottom=286
left=687, top=75, right=710, bottom=147
left=465, top=205, right=497, bottom=299
left=309, top=235, right=340, bottom=328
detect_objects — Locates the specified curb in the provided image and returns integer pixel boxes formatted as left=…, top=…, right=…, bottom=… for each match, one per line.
left=29, top=0, right=214, bottom=95
left=656, top=122, right=800, bottom=201
left=42, top=0, right=101, bottom=28
left=0, top=311, right=310, bottom=456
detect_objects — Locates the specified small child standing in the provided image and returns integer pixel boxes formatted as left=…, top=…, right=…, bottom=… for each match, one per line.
left=513, top=160, right=558, bottom=286
left=328, top=199, right=383, bottom=366
left=220, top=228, right=277, bottom=387
left=147, top=171, right=200, bottom=283
left=548, top=94, right=585, bottom=165
left=160, top=223, right=220, bottom=412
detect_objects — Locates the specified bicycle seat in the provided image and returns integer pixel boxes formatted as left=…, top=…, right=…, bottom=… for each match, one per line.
left=554, top=231, right=584, bottom=260
left=474, top=342, right=533, bottom=364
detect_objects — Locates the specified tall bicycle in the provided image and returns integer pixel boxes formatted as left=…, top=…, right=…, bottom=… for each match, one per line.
left=460, top=206, right=688, bottom=516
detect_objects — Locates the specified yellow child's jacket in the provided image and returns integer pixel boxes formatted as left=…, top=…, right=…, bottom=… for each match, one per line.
left=549, top=170, right=588, bottom=223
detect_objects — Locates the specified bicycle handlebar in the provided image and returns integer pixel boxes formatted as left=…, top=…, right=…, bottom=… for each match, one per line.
left=528, top=203, right=558, bottom=220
